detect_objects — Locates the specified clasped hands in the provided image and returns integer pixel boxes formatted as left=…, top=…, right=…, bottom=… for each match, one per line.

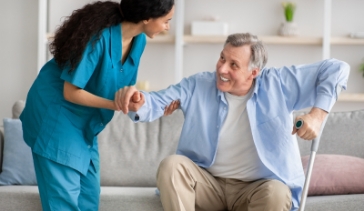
left=113, top=86, right=179, bottom=116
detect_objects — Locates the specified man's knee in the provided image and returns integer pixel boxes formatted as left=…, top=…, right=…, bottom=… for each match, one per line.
left=156, top=155, right=191, bottom=182
left=254, top=180, right=292, bottom=210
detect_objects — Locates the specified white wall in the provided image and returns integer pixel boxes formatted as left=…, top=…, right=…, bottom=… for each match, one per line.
left=0, top=0, right=38, bottom=121
left=1, top=0, right=363, bottom=122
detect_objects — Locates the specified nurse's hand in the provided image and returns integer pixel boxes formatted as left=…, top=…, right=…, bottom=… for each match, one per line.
left=114, top=86, right=145, bottom=114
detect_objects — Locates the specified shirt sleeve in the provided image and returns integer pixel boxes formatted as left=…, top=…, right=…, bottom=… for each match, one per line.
left=128, top=75, right=197, bottom=122
left=60, top=34, right=105, bottom=89
left=278, top=58, right=350, bottom=112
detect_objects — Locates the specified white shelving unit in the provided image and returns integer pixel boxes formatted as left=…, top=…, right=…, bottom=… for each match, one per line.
left=38, top=0, right=48, bottom=72
left=38, top=0, right=364, bottom=103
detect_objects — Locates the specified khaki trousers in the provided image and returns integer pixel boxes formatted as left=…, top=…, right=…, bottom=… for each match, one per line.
left=157, top=155, right=292, bottom=211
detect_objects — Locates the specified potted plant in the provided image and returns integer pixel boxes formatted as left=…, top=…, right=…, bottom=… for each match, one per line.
left=360, top=61, right=364, bottom=77
left=278, top=2, right=299, bottom=36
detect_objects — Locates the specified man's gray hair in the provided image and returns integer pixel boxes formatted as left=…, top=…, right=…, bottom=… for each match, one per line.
left=224, top=33, right=268, bottom=71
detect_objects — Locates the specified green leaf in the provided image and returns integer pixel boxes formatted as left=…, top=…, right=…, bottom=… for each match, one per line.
left=283, top=2, right=296, bottom=22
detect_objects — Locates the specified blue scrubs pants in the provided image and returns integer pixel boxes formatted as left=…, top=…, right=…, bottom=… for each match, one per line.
left=32, top=153, right=100, bottom=211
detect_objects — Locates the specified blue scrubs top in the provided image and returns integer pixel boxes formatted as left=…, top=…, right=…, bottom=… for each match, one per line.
left=20, top=24, right=146, bottom=175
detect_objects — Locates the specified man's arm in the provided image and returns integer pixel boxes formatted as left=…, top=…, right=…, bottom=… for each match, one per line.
left=280, top=58, right=350, bottom=112
left=279, top=58, right=350, bottom=140
left=115, top=75, right=197, bottom=122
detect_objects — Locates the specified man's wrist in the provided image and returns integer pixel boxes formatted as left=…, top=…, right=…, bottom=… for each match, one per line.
left=309, top=107, right=328, bottom=121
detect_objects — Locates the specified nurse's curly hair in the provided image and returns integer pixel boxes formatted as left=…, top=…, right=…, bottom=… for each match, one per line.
left=49, top=0, right=174, bottom=73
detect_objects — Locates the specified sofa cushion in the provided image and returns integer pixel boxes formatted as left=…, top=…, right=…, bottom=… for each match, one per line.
left=0, top=186, right=164, bottom=211
left=0, top=126, right=4, bottom=172
left=99, top=187, right=163, bottom=211
left=302, top=154, right=364, bottom=196
left=304, top=194, right=364, bottom=211
left=0, top=119, right=36, bottom=185
left=12, top=100, right=25, bottom=119
left=98, top=110, right=183, bottom=187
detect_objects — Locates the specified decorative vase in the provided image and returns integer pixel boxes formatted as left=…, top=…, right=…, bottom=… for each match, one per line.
left=278, top=22, right=299, bottom=36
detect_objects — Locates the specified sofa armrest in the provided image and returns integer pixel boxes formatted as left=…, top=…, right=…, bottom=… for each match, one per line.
left=0, top=125, right=4, bottom=173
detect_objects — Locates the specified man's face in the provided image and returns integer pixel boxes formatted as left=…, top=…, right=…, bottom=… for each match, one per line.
left=215, top=43, right=258, bottom=96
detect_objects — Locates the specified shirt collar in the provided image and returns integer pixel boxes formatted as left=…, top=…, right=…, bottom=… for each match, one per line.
left=111, top=23, right=144, bottom=66
left=111, top=24, right=122, bottom=67
left=253, top=69, right=265, bottom=95
left=128, top=33, right=145, bottom=65
left=214, top=73, right=227, bottom=104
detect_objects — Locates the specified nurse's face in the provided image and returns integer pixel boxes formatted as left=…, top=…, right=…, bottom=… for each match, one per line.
left=142, top=5, right=175, bottom=38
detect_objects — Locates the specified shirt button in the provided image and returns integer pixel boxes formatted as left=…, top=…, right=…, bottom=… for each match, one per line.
left=88, top=145, right=91, bottom=149
left=100, top=123, right=103, bottom=126
left=120, top=68, right=123, bottom=72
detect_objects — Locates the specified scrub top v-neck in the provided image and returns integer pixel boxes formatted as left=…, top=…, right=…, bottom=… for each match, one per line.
left=20, top=23, right=147, bottom=175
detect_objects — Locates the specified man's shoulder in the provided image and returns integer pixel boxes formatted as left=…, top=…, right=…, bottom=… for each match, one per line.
left=260, top=67, right=280, bottom=75
left=256, top=67, right=282, bottom=84
left=190, top=71, right=216, bottom=82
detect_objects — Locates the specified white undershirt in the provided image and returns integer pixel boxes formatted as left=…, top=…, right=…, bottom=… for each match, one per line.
left=207, top=89, right=272, bottom=181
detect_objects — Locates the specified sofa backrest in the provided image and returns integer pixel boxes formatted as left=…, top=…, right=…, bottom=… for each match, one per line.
left=2, top=100, right=364, bottom=187
left=98, top=110, right=183, bottom=187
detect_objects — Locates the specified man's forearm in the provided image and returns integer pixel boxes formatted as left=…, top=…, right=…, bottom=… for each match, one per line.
left=309, top=107, right=328, bottom=122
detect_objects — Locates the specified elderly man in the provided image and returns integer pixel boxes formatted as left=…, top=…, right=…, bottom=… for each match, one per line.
left=116, top=33, right=349, bottom=211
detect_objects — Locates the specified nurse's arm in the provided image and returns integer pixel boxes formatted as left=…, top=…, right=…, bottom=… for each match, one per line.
left=63, top=81, right=117, bottom=110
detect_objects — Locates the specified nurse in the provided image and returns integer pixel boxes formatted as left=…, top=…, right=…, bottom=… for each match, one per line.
left=20, top=0, right=175, bottom=210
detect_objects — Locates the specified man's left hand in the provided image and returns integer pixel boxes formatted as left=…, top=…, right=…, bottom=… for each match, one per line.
left=292, top=107, right=328, bottom=141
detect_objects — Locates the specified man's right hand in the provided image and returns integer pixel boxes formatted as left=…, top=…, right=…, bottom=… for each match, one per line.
left=114, top=86, right=145, bottom=114
left=164, top=100, right=180, bottom=116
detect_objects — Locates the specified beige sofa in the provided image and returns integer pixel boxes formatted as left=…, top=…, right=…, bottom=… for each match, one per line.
left=0, top=100, right=363, bottom=211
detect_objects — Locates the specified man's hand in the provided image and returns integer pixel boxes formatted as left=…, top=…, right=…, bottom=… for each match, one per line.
left=164, top=100, right=180, bottom=116
left=114, top=86, right=145, bottom=114
left=292, top=107, right=328, bottom=140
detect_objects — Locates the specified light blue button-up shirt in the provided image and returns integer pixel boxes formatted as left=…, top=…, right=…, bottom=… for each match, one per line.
left=131, top=58, right=350, bottom=210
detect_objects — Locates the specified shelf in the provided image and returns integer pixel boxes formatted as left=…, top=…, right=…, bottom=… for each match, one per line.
left=331, top=37, right=364, bottom=45
left=184, top=35, right=226, bottom=44
left=47, top=33, right=174, bottom=44
left=338, top=93, right=364, bottom=102
left=147, top=35, right=174, bottom=44
left=46, top=34, right=364, bottom=45
left=260, top=36, right=322, bottom=45
left=184, top=35, right=322, bottom=45
left=184, top=35, right=364, bottom=45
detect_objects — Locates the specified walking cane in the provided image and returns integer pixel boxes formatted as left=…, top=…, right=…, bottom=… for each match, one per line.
left=295, top=115, right=328, bottom=211
left=296, top=87, right=342, bottom=211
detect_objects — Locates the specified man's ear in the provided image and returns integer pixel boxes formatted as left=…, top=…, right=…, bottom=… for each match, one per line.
left=251, top=68, right=260, bottom=79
